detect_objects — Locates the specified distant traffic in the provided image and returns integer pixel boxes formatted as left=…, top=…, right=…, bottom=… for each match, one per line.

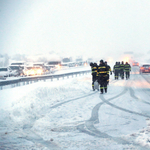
left=0, top=60, right=89, bottom=80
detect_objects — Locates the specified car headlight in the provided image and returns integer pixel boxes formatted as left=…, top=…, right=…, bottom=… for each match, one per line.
left=30, top=70, right=35, bottom=75
left=37, top=69, right=42, bottom=74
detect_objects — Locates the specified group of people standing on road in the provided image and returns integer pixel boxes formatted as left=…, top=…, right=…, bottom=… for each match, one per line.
left=90, top=60, right=131, bottom=94
left=90, top=60, right=112, bottom=94
left=113, top=61, right=131, bottom=80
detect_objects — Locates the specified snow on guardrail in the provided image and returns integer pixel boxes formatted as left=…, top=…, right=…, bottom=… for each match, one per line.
left=0, top=69, right=91, bottom=90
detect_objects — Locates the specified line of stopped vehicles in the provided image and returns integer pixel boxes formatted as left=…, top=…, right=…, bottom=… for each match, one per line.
left=0, top=61, right=88, bottom=80
left=132, top=61, right=150, bottom=74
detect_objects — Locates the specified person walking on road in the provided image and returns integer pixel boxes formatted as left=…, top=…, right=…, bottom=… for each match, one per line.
left=120, top=61, right=125, bottom=79
left=113, top=62, right=120, bottom=80
left=98, top=60, right=109, bottom=94
left=118, top=62, right=121, bottom=79
left=90, top=62, right=97, bottom=91
left=124, top=62, right=131, bottom=79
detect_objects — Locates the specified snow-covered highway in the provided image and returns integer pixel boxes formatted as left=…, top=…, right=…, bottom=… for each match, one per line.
left=0, top=67, right=150, bottom=150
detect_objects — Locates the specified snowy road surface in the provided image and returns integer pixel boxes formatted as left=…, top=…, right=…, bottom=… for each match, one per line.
left=0, top=66, right=150, bottom=150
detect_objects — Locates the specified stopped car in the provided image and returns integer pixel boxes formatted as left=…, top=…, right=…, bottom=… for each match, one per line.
left=9, top=65, right=25, bottom=77
left=44, top=65, right=54, bottom=74
left=68, top=62, right=76, bottom=67
left=0, top=67, right=12, bottom=79
left=61, top=63, right=69, bottom=69
left=33, top=62, right=47, bottom=73
left=139, top=64, right=150, bottom=74
left=24, top=66, right=44, bottom=76
left=47, top=61, right=61, bottom=70
left=132, top=62, right=139, bottom=66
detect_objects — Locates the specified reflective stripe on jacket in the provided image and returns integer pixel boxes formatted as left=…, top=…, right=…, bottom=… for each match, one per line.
left=98, top=64, right=108, bottom=75
left=124, top=64, right=131, bottom=72
left=113, top=65, right=120, bottom=72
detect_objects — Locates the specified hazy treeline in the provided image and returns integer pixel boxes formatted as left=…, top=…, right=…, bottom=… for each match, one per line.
left=0, top=54, right=9, bottom=67
left=0, top=54, right=28, bottom=67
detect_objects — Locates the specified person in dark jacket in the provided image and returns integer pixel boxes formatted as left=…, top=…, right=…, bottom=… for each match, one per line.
left=120, top=61, right=125, bottom=79
left=124, top=62, right=131, bottom=79
left=113, top=62, right=120, bottom=80
left=98, top=60, right=109, bottom=94
left=90, top=62, right=97, bottom=91
left=118, top=62, right=121, bottom=78
left=104, top=61, right=112, bottom=85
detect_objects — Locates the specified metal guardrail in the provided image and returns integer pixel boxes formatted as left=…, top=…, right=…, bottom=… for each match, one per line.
left=0, top=70, right=91, bottom=90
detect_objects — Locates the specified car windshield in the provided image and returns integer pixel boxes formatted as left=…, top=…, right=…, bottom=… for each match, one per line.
left=27, top=67, right=33, bottom=70
left=11, top=63, right=24, bottom=65
left=47, top=61, right=61, bottom=65
left=0, top=68, right=8, bottom=71
left=143, top=65, right=150, bottom=68
left=33, top=64, right=43, bottom=66
left=61, top=64, right=68, bottom=66
left=10, top=66, right=20, bottom=70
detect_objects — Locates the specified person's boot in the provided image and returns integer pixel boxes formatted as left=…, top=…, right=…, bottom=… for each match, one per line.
left=92, top=86, right=95, bottom=91
left=105, top=88, right=107, bottom=93
left=100, top=89, right=103, bottom=94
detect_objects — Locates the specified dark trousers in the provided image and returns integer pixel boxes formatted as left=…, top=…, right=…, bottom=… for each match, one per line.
left=120, top=70, right=124, bottom=79
left=92, top=75, right=97, bottom=89
left=114, top=71, right=119, bottom=79
left=107, top=74, right=110, bottom=85
left=125, top=72, right=130, bottom=79
left=99, top=79, right=107, bottom=93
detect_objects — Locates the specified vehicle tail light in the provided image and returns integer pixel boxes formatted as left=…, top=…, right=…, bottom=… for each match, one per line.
left=140, top=67, right=144, bottom=70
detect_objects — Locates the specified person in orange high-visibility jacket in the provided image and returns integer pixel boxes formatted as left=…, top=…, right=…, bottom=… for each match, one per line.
left=98, top=60, right=109, bottom=94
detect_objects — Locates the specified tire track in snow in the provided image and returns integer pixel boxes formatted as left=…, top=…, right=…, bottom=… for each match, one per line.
left=129, top=87, right=150, bottom=106
left=77, top=80, right=148, bottom=149
left=22, top=130, right=59, bottom=150
left=100, top=94, right=150, bottom=118
left=20, top=92, right=97, bottom=150
left=50, top=79, right=146, bottom=149
left=77, top=87, right=134, bottom=146
left=129, top=74, right=150, bottom=105
left=50, top=92, right=97, bottom=108
left=50, top=77, right=117, bottom=109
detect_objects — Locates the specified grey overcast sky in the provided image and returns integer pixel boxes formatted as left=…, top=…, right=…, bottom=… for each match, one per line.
left=0, top=0, right=150, bottom=59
